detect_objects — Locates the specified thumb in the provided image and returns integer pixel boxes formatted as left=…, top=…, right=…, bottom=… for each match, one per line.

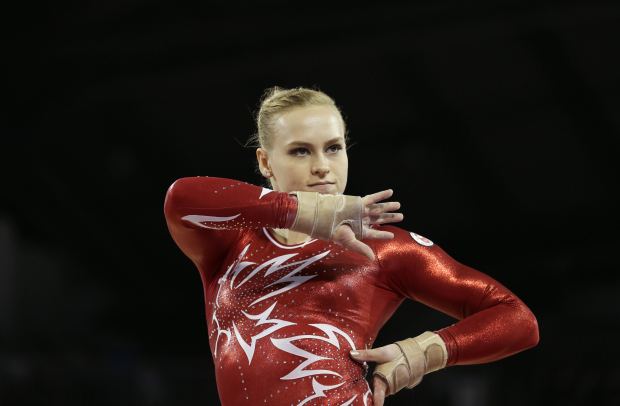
left=349, top=345, right=397, bottom=363
left=344, top=238, right=375, bottom=261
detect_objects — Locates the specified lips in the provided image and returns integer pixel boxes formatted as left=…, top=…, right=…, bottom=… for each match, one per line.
left=308, top=182, right=336, bottom=193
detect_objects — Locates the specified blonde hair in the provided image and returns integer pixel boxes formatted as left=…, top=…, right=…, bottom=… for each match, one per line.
left=247, top=85, right=349, bottom=150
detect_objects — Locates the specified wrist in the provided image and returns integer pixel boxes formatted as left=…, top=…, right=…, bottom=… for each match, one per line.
left=373, top=331, right=448, bottom=395
left=404, top=331, right=448, bottom=375
left=289, top=191, right=363, bottom=240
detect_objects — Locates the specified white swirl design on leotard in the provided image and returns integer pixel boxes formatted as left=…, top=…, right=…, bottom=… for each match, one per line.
left=211, top=243, right=371, bottom=405
left=181, top=214, right=241, bottom=229
left=232, top=301, right=295, bottom=364
left=259, top=187, right=273, bottom=199
left=271, top=323, right=356, bottom=380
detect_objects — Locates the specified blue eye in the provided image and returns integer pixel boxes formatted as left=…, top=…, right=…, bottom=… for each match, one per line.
left=327, top=144, right=343, bottom=153
left=290, top=147, right=309, bottom=156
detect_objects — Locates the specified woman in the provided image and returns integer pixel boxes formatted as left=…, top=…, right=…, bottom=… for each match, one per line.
left=163, top=86, right=539, bottom=405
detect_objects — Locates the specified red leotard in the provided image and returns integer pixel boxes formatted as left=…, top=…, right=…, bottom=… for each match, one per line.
left=164, top=176, right=539, bottom=405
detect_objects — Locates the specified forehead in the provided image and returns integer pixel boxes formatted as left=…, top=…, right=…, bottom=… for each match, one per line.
left=273, top=105, right=344, bottom=145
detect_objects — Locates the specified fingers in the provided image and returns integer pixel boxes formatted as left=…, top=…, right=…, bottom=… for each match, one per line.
left=366, top=201, right=401, bottom=215
left=332, top=226, right=374, bottom=260
left=361, top=190, right=404, bottom=236
left=349, top=345, right=400, bottom=363
left=349, top=346, right=400, bottom=405
left=369, top=213, right=404, bottom=226
left=362, top=189, right=393, bottom=206
left=364, top=229, right=395, bottom=240
left=373, top=376, right=388, bottom=406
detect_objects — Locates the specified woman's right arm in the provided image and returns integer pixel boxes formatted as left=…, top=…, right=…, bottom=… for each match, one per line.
left=163, top=176, right=298, bottom=271
left=164, top=176, right=403, bottom=271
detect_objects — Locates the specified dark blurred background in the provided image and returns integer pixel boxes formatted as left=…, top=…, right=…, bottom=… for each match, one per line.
left=3, top=1, right=620, bottom=405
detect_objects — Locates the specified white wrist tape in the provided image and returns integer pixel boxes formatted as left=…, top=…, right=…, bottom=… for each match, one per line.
left=373, top=331, right=448, bottom=396
left=289, top=191, right=363, bottom=241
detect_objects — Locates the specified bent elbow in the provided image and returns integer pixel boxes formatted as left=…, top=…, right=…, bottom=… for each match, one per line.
left=163, top=181, right=177, bottom=219
left=163, top=178, right=189, bottom=221
left=521, top=308, right=540, bottom=350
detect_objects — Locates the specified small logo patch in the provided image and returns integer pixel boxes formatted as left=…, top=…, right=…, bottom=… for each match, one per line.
left=410, top=232, right=434, bottom=246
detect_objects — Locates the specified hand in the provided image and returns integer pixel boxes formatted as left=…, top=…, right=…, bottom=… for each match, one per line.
left=349, top=344, right=403, bottom=406
left=332, top=189, right=403, bottom=260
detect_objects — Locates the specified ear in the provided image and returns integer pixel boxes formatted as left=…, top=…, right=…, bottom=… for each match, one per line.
left=256, top=148, right=271, bottom=177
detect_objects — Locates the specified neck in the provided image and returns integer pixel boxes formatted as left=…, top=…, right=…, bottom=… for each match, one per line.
left=271, top=228, right=311, bottom=245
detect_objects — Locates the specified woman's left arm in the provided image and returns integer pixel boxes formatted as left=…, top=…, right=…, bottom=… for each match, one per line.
left=380, top=226, right=539, bottom=365
left=351, top=226, right=539, bottom=404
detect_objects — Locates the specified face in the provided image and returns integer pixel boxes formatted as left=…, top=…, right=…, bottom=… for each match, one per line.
left=256, top=105, right=348, bottom=195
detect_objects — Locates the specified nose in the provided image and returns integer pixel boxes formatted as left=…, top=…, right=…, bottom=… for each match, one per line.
left=311, top=153, right=330, bottom=177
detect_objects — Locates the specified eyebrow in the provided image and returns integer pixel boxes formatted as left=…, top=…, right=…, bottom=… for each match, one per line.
left=286, top=137, right=345, bottom=147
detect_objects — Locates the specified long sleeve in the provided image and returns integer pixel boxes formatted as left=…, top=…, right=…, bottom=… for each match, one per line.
left=375, top=225, right=539, bottom=366
left=163, top=176, right=298, bottom=278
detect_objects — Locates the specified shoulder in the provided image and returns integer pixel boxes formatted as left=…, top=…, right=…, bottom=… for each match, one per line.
left=369, top=224, right=436, bottom=249
left=394, top=225, right=435, bottom=246
left=365, top=225, right=445, bottom=297
left=368, top=224, right=439, bottom=266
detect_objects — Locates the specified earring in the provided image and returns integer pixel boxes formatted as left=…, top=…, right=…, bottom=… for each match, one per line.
left=264, top=170, right=272, bottom=178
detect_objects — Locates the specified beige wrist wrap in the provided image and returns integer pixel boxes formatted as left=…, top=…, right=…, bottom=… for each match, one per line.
left=289, top=191, right=363, bottom=241
left=373, top=331, right=448, bottom=396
